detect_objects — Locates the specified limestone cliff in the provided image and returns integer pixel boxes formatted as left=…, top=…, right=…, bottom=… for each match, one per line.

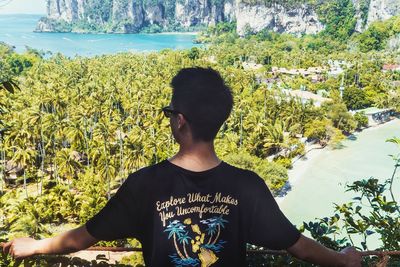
left=36, top=0, right=236, bottom=33
left=235, top=2, right=323, bottom=36
left=36, top=0, right=400, bottom=34
left=367, top=0, right=400, bottom=25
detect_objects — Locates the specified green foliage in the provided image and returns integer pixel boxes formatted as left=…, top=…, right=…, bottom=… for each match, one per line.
left=322, top=101, right=357, bottom=133
left=195, top=21, right=238, bottom=44
left=187, top=47, right=200, bottom=60
left=140, top=23, right=163, bottom=33
left=317, top=0, right=356, bottom=41
left=119, top=252, right=145, bottom=267
left=304, top=118, right=336, bottom=145
left=353, top=111, right=369, bottom=129
left=1, top=254, right=135, bottom=266
left=358, top=16, right=400, bottom=52
left=359, top=0, right=371, bottom=26
left=0, top=42, right=34, bottom=82
left=37, top=18, right=73, bottom=32
left=343, top=86, right=371, bottom=110
left=85, top=0, right=113, bottom=23
left=273, top=156, right=293, bottom=169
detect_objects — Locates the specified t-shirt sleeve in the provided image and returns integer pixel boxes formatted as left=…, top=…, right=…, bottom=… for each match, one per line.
left=245, top=173, right=300, bottom=250
left=85, top=174, right=142, bottom=241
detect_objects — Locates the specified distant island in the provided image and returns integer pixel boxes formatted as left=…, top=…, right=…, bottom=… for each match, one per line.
left=36, top=0, right=400, bottom=35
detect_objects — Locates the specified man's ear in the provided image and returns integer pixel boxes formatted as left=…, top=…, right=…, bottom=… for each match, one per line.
left=177, top=114, right=186, bottom=129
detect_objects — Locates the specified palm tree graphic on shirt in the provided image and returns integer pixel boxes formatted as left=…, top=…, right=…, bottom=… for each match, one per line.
left=164, top=220, right=187, bottom=259
left=203, top=216, right=228, bottom=246
left=164, top=216, right=229, bottom=267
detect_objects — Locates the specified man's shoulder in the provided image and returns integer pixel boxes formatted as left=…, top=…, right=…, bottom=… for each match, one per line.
left=124, top=161, right=167, bottom=185
left=222, top=162, right=265, bottom=185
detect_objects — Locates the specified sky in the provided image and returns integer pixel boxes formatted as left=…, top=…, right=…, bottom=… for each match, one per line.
left=0, top=0, right=46, bottom=14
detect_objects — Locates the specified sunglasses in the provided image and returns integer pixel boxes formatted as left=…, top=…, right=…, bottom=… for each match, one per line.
left=162, top=106, right=191, bottom=122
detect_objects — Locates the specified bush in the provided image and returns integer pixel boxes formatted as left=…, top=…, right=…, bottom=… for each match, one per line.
left=354, top=111, right=369, bottom=129
left=273, top=156, right=292, bottom=169
left=343, top=86, right=371, bottom=111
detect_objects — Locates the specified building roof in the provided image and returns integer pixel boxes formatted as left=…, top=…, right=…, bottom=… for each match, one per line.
left=242, top=62, right=263, bottom=70
left=382, top=64, right=400, bottom=71
left=354, top=107, right=394, bottom=115
left=283, top=89, right=330, bottom=103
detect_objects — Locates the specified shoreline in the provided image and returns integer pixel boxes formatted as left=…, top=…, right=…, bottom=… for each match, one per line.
left=275, top=118, right=399, bottom=204
left=158, top=31, right=199, bottom=35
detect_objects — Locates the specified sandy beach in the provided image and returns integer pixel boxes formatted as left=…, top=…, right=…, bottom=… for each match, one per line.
left=275, top=144, right=327, bottom=203
left=158, top=31, right=199, bottom=35
left=275, top=118, right=399, bottom=204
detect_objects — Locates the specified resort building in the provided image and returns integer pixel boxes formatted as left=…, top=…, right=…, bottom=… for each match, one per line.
left=382, top=64, right=400, bottom=72
left=270, top=66, right=326, bottom=77
left=242, top=61, right=263, bottom=70
left=282, top=89, right=331, bottom=107
left=352, top=107, right=396, bottom=126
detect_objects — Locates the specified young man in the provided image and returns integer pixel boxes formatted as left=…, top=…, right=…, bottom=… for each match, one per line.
left=3, top=67, right=361, bottom=266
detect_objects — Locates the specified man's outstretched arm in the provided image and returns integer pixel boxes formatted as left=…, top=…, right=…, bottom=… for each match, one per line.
left=2, top=225, right=98, bottom=259
left=287, top=234, right=361, bottom=267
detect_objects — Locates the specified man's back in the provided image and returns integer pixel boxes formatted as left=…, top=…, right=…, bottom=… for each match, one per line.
left=86, top=160, right=300, bottom=266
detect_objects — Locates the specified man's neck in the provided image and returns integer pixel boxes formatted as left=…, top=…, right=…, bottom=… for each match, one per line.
left=169, top=141, right=221, bottom=172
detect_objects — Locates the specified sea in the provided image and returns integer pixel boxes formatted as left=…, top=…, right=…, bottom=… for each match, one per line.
left=0, top=14, right=199, bottom=57
left=279, top=119, right=400, bottom=248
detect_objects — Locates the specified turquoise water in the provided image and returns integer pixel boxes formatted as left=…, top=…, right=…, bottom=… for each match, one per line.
left=279, top=120, right=400, bottom=232
left=0, top=14, right=199, bottom=57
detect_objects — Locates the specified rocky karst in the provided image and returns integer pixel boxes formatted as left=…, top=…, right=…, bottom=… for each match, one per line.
left=36, top=0, right=400, bottom=34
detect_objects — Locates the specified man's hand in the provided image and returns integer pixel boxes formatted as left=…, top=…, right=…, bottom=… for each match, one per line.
left=287, top=235, right=362, bottom=267
left=340, top=247, right=362, bottom=267
left=1, top=226, right=98, bottom=259
left=2, top=238, right=38, bottom=259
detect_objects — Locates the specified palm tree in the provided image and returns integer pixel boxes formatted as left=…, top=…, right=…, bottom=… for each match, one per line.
left=164, top=220, right=186, bottom=260
left=263, top=119, right=289, bottom=155
left=11, top=145, right=36, bottom=197
left=211, top=216, right=228, bottom=245
left=205, top=222, right=218, bottom=245
left=0, top=81, right=16, bottom=194
left=178, top=231, right=192, bottom=259
left=0, top=80, right=18, bottom=94
left=55, top=148, right=81, bottom=183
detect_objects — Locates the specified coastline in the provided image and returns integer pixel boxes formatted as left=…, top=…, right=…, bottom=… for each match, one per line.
left=275, top=118, right=399, bottom=204
left=275, top=144, right=327, bottom=204
left=158, top=31, right=199, bottom=35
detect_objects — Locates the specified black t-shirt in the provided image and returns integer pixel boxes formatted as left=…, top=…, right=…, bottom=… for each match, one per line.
left=86, top=160, right=300, bottom=267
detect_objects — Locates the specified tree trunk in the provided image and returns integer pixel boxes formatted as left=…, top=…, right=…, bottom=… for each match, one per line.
left=183, top=243, right=190, bottom=259
left=207, top=233, right=213, bottom=245
left=173, top=234, right=185, bottom=259
left=104, top=141, right=110, bottom=200
left=0, top=138, right=4, bottom=194
left=23, top=171, right=28, bottom=198
left=212, top=225, right=220, bottom=245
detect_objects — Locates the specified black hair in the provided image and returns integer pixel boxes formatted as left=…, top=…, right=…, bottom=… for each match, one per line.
left=171, top=67, right=233, bottom=142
